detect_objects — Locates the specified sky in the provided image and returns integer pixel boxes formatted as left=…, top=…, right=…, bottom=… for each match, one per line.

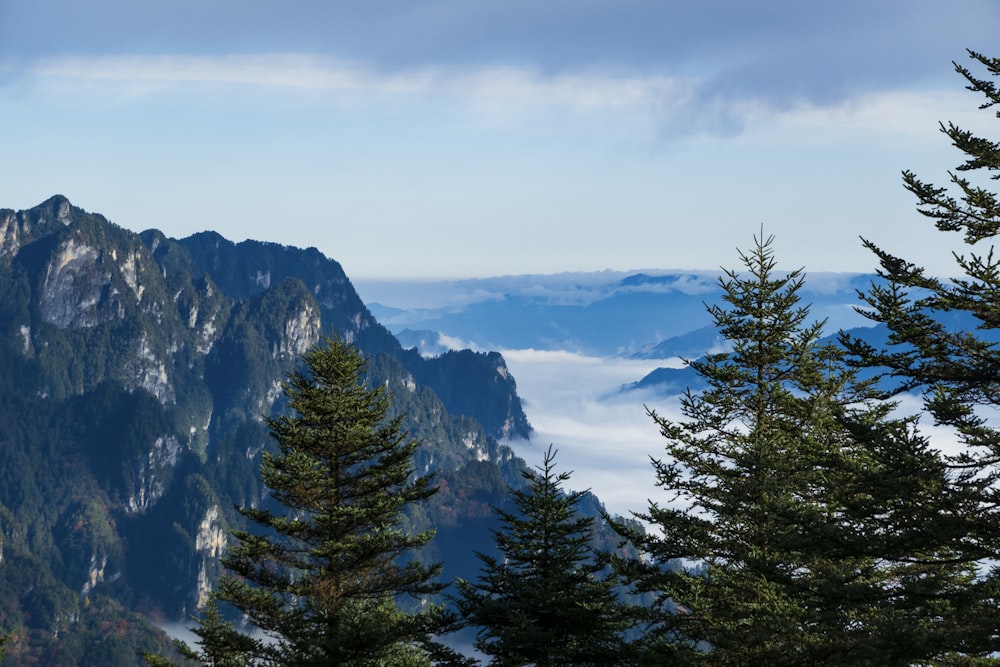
left=2, top=1, right=998, bottom=279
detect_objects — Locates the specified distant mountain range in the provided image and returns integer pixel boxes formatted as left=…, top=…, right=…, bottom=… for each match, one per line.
left=359, top=271, right=881, bottom=358
left=358, top=270, right=887, bottom=403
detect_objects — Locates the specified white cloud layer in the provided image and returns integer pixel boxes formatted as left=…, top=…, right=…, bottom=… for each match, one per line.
left=500, top=348, right=989, bottom=523
left=500, top=348, right=685, bottom=518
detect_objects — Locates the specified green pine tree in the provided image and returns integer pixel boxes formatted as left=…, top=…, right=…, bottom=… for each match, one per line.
left=147, top=334, right=444, bottom=666
left=840, top=49, right=1000, bottom=660
left=453, top=445, right=632, bottom=666
left=843, top=51, right=1000, bottom=471
left=614, top=233, right=988, bottom=666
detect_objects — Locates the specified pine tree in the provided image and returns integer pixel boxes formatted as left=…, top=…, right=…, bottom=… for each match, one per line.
left=840, top=49, right=1000, bottom=659
left=145, top=599, right=257, bottom=667
left=842, top=51, right=1000, bottom=468
left=148, top=334, right=444, bottom=666
left=453, top=446, right=632, bottom=666
left=613, top=234, right=990, bottom=665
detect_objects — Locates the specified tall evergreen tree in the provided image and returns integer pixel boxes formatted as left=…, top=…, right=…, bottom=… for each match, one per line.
left=453, top=446, right=632, bottom=666
left=839, top=49, right=1000, bottom=659
left=614, top=234, right=990, bottom=666
left=843, top=51, right=1000, bottom=461
left=148, top=334, right=444, bottom=666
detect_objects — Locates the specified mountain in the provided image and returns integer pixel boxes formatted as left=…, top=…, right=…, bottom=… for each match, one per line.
left=0, top=196, right=551, bottom=664
left=623, top=365, right=705, bottom=395
left=629, top=324, right=726, bottom=360
left=146, top=228, right=531, bottom=441
left=359, top=271, right=880, bottom=356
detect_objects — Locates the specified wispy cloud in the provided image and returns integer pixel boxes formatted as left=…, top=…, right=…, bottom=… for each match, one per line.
left=7, top=52, right=977, bottom=142
left=770, top=89, right=991, bottom=138
left=9, top=54, right=688, bottom=110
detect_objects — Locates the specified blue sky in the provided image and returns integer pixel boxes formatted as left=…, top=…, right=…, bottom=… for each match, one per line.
left=1, top=1, right=997, bottom=278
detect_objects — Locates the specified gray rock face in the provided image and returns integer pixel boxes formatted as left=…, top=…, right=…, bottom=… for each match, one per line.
left=124, top=434, right=184, bottom=515
left=276, top=301, right=321, bottom=362
left=39, top=237, right=107, bottom=328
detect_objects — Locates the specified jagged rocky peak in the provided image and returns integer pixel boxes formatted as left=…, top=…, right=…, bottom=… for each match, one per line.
left=0, top=194, right=74, bottom=258
left=175, top=230, right=372, bottom=332
left=41, top=193, right=74, bottom=223
left=8, top=196, right=163, bottom=330
left=1, top=199, right=208, bottom=414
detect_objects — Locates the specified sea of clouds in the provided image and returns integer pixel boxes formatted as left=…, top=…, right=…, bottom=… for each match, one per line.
left=499, top=348, right=686, bottom=520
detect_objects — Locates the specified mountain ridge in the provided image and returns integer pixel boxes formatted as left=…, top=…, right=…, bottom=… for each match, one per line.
left=0, top=196, right=546, bottom=665
left=359, top=271, right=880, bottom=356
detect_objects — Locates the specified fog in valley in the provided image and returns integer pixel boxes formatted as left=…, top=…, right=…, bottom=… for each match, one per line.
left=499, top=349, right=685, bottom=519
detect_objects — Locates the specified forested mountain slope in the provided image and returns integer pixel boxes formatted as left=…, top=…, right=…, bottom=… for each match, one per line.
left=0, top=196, right=544, bottom=665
